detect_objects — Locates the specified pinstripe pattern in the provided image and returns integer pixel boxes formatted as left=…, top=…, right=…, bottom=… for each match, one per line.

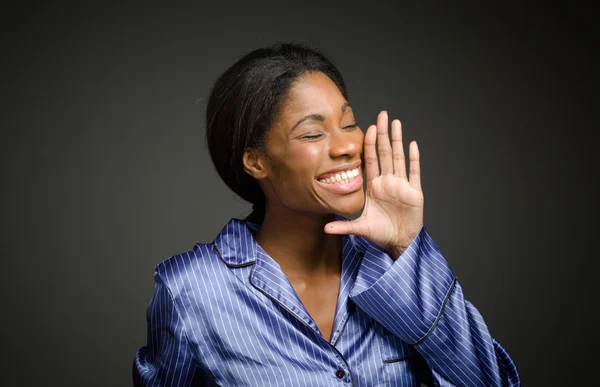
left=133, top=216, right=520, bottom=386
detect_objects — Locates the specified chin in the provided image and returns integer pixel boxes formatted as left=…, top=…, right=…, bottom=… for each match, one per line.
left=331, top=191, right=365, bottom=216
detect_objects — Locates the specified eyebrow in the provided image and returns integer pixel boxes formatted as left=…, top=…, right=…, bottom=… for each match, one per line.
left=289, top=102, right=351, bottom=133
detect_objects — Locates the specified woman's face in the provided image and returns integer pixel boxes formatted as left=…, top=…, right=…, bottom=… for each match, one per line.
left=258, top=71, right=365, bottom=217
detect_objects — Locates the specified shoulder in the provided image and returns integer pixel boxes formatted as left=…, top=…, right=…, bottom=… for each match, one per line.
left=152, top=217, right=257, bottom=289
left=154, top=242, right=225, bottom=294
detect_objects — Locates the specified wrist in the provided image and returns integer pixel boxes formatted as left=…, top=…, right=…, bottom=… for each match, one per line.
left=388, top=246, right=407, bottom=261
left=387, top=225, right=424, bottom=260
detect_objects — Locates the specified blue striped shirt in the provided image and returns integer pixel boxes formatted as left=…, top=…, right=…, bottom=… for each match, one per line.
left=133, top=216, right=520, bottom=386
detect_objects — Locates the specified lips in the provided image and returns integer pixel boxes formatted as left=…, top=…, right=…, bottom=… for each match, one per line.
left=315, top=162, right=362, bottom=180
left=315, top=167, right=363, bottom=194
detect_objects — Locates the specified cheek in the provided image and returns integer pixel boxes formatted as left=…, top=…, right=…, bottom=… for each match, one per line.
left=275, top=145, right=323, bottom=202
left=285, top=144, right=323, bottom=171
left=354, top=129, right=365, bottom=148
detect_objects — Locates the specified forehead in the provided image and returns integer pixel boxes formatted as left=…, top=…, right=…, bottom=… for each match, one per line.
left=281, top=72, right=346, bottom=117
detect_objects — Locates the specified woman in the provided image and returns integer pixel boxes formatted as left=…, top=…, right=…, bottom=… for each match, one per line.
left=133, top=43, right=520, bottom=386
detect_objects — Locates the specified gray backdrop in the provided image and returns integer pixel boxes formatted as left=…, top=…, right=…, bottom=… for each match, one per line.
left=2, top=2, right=597, bottom=386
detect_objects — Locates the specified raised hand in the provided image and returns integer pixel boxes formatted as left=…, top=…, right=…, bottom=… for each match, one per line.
left=325, top=111, right=424, bottom=259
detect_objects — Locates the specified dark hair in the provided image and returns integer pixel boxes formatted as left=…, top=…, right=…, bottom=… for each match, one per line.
left=205, top=42, right=348, bottom=225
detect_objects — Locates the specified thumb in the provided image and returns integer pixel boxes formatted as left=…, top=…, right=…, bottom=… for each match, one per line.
left=324, top=219, right=367, bottom=237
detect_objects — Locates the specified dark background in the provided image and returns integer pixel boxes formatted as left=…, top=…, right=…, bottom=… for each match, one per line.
left=2, top=2, right=597, bottom=386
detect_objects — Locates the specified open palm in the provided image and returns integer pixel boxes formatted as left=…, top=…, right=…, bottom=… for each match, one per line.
left=325, top=111, right=424, bottom=259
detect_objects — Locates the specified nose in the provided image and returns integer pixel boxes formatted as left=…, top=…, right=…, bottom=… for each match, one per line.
left=328, top=127, right=362, bottom=159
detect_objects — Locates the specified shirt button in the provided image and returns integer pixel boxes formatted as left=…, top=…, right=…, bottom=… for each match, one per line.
left=335, top=368, right=345, bottom=379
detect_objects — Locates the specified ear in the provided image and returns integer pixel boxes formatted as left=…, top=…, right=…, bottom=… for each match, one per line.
left=242, top=148, right=269, bottom=179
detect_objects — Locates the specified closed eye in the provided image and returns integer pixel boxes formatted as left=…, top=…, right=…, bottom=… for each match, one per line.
left=302, top=134, right=323, bottom=140
left=301, top=123, right=357, bottom=139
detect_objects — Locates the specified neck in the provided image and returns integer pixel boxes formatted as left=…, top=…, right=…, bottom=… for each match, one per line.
left=252, top=205, right=342, bottom=278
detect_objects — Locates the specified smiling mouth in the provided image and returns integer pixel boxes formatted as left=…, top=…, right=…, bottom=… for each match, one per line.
left=315, top=167, right=363, bottom=195
left=316, top=168, right=360, bottom=185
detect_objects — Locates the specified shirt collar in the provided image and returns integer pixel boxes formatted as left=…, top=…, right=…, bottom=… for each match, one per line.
left=211, top=214, right=369, bottom=341
left=212, top=214, right=367, bottom=267
left=212, top=217, right=259, bottom=267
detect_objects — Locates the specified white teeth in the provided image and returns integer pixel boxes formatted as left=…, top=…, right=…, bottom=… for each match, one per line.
left=318, top=168, right=361, bottom=184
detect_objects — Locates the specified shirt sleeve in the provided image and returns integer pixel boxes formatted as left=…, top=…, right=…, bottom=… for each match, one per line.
left=133, top=271, right=200, bottom=386
left=349, top=226, right=521, bottom=387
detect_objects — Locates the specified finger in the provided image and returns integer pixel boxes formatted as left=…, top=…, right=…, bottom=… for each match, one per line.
left=408, top=141, right=421, bottom=190
left=377, top=111, right=393, bottom=175
left=363, top=124, right=379, bottom=185
left=324, top=219, right=367, bottom=238
left=391, top=119, right=407, bottom=179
